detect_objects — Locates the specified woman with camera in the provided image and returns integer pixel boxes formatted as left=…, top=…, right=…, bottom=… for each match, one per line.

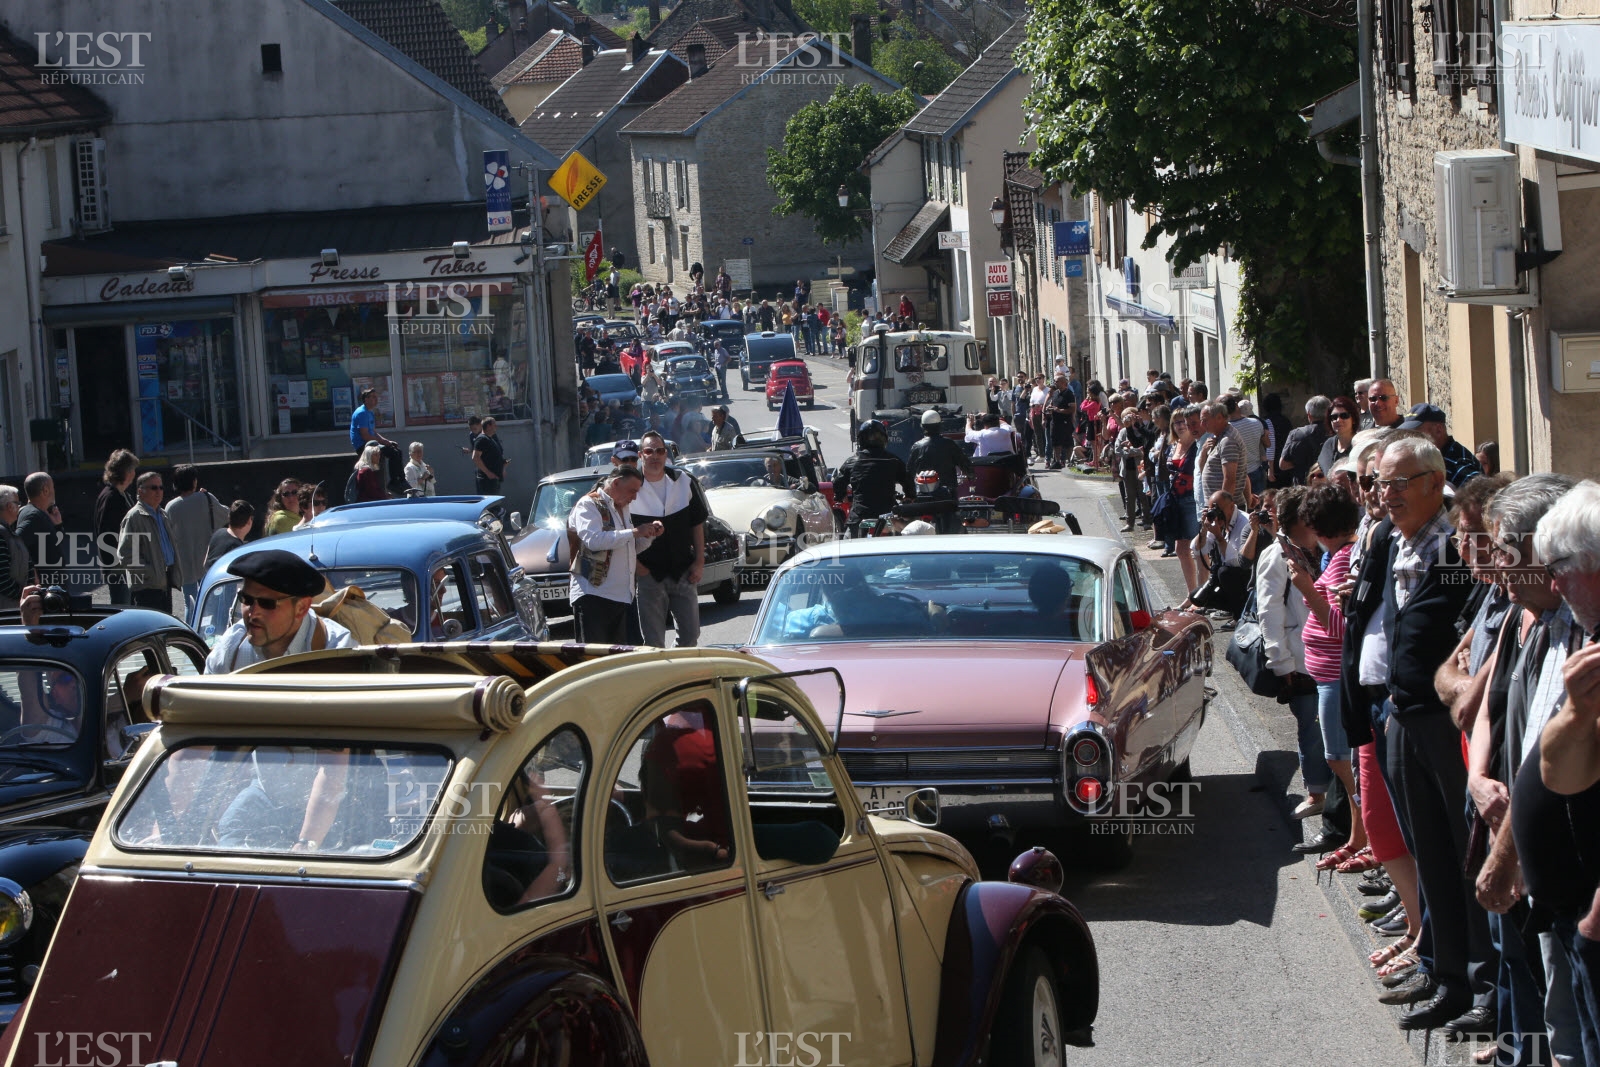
left=1255, top=487, right=1331, bottom=822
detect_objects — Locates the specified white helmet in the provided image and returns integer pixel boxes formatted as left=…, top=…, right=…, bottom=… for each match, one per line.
left=901, top=520, right=937, bottom=536
left=921, top=409, right=943, bottom=427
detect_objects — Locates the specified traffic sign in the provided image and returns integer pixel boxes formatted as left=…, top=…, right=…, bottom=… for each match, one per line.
left=1063, top=258, right=1085, bottom=278
left=741, top=236, right=755, bottom=245
left=548, top=150, right=607, bottom=211
left=985, top=260, right=1012, bottom=288
left=938, top=230, right=968, bottom=250
left=986, top=288, right=1015, bottom=317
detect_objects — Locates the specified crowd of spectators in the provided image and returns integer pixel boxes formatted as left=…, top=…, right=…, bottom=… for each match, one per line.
left=1193, top=376, right=1599, bottom=1060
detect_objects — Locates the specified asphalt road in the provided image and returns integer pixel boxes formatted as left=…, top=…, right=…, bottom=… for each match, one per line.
left=563, top=349, right=1466, bottom=1066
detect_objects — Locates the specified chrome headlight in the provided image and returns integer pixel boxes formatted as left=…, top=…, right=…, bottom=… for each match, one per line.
left=750, top=516, right=767, bottom=536
left=762, top=504, right=791, bottom=531
left=0, top=878, right=35, bottom=948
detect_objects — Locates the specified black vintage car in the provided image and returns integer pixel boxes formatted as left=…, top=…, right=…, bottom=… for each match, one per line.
left=0, top=606, right=206, bottom=1023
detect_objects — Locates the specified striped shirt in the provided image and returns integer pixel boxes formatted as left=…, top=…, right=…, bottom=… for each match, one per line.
left=1393, top=507, right=1453, bottom=609
left=1303, top=543, right=1353, bottom=683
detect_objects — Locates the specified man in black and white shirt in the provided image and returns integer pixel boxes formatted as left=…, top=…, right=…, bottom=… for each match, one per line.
left=631, top=431, right=708, bottom=647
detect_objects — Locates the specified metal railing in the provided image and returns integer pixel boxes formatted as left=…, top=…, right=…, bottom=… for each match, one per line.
left=645, top=190, right=672, bottom=219
left=158, top=397, right=237, bottom=462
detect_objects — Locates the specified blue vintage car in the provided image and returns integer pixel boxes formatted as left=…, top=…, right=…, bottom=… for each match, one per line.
left=0, top=604, right=207, bottom=1023
left=192, top=503, right=547, bottom=646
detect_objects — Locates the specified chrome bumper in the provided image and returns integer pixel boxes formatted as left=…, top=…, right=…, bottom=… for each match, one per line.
left=851, top=778, right=1070, bottom=832
left=740, top=534, right=797, bottom=569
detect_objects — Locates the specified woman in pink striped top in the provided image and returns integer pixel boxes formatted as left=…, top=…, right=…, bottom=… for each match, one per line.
left=1288, top=486, right=1370, bottom=870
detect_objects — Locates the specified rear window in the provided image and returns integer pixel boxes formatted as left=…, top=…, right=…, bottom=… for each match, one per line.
left=115, top=742, right=455, bottom=859
left=0, top=664, right=84, bottom=748
left=774, top=365, right=806, bottom=378
left=746, top=336, right=797, bottom=362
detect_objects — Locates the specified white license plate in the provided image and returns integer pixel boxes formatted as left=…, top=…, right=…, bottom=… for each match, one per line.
left=537, top=585, right=568, bottom=601
left=856, top=785, right=913, bottom=814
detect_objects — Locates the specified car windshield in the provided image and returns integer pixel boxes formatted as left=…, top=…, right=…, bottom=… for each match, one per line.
left=604, top=324, right=636, bottom=340
left=196, top=569, right=420, bottom=645
left=0, top=664, right=84, bottom=748
left=751, top=552, right=1105, bottom=644
left=587, top=374, right=635, bottom=394
left=668, top=359, right=710, bottom=375
left=683, top=456, right=799, bottom=489
left=533, top=477, right=596, bottom=528
left=115, top=742, right=454, bottom=858
left=894, top=342, right=949, bottom=372
left=709, top=324, right=743, bottom=337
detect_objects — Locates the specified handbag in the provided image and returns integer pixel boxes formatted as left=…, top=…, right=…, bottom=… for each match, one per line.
left=1225, top=581, right=1284, bottom=698
left=1149, top=491, right=1173, bottom=522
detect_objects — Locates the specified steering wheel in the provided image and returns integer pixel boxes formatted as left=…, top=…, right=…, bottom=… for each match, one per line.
left=0, top=722, right=75, bottom=746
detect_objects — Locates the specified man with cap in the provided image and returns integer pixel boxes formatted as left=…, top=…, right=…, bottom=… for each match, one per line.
left=708, top=406, right=742, bottom=451
left=1402, top=403, right=1482, bottom=486
left=204, top=550, right=357, bottom=673
left=609, top=439, right=642, bottom=470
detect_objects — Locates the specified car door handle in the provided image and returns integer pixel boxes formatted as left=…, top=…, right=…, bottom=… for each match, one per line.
left=610, top=910, right=633, bottom=932
left=761, top=881, right=786, bottom=900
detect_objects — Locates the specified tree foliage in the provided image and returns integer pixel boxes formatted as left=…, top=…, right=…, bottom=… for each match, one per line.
left=793, top=0, right=879, bottom=34
left=1018, top=0, right=1366, bottom=388
left=873, top=18, right=962, bottom=94
left=766, top=83, right=922, bottom=245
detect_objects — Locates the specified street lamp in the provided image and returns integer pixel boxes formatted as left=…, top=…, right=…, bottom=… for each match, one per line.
left=837, top=185, right=850, bottom=209
left=988, top=196, right=1007, bottom=228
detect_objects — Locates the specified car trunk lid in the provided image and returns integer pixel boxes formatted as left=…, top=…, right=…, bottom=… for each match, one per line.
left=16, top=874, right=415, bottom=1066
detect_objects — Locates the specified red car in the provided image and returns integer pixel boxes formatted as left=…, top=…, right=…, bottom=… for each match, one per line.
left=765, top=359, right=814, bottom=409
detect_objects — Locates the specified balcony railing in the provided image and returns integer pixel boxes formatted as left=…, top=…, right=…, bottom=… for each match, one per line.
left=645, top=190, right=671, bottom=219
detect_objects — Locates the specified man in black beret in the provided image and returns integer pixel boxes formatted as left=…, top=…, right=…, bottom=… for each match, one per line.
left=204, top=549, right=357, bottom=672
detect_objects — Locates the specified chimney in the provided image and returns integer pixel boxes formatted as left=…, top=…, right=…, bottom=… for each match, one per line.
left=850, top=13, right=872, bottom=66
left=686, top=42, right=708, bottom=77
left=574, top=15, right=591, bottom=41
left=648, top=0, right=661, bottom=26
left=631, top=32, right=649, bottom=63
left=581, top=41, right=596, bottom=65
left=485, top=18, right=499, bottom=42
left=514, top=16, right=528, bottom=49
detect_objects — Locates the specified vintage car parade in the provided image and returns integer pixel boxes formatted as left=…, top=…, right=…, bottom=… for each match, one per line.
left=4, top=0, right=1600, bottom=1062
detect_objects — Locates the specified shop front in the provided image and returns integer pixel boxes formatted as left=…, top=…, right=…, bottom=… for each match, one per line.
left=40, top=266, right=254, bottom=469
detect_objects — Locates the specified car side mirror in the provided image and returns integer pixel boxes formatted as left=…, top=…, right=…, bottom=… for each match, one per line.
left=508, top=511, right=523, bottom=532
left=1130, top=609, right=1153, bottom=632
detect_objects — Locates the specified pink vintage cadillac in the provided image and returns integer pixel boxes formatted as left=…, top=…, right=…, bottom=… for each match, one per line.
left=744, top=534, right=1214, bottom=864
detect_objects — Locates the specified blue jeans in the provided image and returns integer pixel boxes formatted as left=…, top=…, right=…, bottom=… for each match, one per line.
left=1316, top=681, right=1350, bottom=762
left=1247, top=465, right=1266, bottom=494
left=1554, top=918, right=1600, bottom=1067
left=1286, top=687, right=1331, bottom=793
left=181, top=579, right=200, bottom=622
left=1489, top=909, right=1547, bottom=1067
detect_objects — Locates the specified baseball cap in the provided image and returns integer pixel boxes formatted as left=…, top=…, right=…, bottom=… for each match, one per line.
left=612, top=439, right=640, bottom=460
left=1400, top=402, right=1446, bottom=430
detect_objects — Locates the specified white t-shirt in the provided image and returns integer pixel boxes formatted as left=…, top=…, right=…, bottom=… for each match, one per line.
left=635, top=469, right=694, bottom=517
left=965, top=425, right=1018, bottom=457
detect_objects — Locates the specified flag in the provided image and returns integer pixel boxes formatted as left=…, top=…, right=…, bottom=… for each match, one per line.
left=584, top=229, right=604, bottom=282
left=777, top=381, right=803, bottom=439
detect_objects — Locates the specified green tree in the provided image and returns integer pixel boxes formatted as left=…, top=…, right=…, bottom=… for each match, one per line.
left=767, top=83, right=922, bottom=245
left=793, top=0, right=878, bottom=34
left=872, top=18, right=962, bottom=93
left=440, top=0, right=496, bottom=38
left=1019, top=0, right=1365, bottom=389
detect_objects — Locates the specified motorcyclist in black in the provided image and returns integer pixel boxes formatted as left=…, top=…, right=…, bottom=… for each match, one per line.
left=834, top=420, right=914, bottom=536
left=906, top=410, right=972, bottom=533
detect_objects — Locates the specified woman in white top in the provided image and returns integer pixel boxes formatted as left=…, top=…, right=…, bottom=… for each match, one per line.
left=1255, top=486, right=1330, bottom=821
left=405, top=442, right=436, bottom=497
left=568, top=469, right=662, bottom=644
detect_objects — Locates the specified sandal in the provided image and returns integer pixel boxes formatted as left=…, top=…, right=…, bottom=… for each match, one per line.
left=1369, top=934, right=1414, bottom=967
left=1376, top=945, right=1420, bottom=979
left=1316, top=845, right=1357, bottom=871
left=1337, top=848, right=1380, bottom=874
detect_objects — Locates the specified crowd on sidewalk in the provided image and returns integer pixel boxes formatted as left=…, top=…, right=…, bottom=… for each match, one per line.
left=1176, top=374, right=1600, bottom=1063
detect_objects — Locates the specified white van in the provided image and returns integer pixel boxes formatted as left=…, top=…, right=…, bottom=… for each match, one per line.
left=849, top=329, right=988, bottom=427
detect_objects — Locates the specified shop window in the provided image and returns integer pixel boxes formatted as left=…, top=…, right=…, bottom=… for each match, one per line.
left=134, top=319, right=242, bottom=453
left=261, top=282, right=527, bottom=435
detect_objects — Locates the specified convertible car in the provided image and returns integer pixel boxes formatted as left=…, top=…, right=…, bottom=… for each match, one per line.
left=677, top=450, right=835, bottom=584
left=744, top=535, right=1213, bottom=864
left=0, top=643, right=1099, bottom=1067
left=508, top=466, right=743, bottom=613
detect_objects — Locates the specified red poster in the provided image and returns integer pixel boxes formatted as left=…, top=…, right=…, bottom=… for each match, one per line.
left=986, top=288, right=1015, bottom=317
left=584, top=229, right=604, bottom=282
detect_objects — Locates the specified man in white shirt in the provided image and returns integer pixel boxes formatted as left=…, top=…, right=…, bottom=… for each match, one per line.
left=204, top=550, right=356, bottom=673
left=964, top=412, right=1018, bottom=457
left=569, top=469, right=662, bottom=644
left=1191, top=491, right=1251, bottom=586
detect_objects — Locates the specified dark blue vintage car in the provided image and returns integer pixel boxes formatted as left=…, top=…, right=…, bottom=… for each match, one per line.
left=0, top=605, right=207, bottom=1023
left=192, top=499, right=547, bottom=646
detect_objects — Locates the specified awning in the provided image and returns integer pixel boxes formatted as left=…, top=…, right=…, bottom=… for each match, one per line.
left=1106, top=296, right=1178, bottom=334
left=883, top=202, right=951, bottom=265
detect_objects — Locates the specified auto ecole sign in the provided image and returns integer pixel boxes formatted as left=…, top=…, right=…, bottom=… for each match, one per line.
left=549, top=150, right=607, bottom=211
left=985, top=261, right=1011, bottom=288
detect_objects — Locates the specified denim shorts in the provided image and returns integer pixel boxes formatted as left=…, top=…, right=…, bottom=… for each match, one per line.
left=1316, top=680, right=1351, bottom=762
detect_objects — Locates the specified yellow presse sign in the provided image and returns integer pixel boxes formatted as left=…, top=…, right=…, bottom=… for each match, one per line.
left=549, top=150, right=607, bottom=211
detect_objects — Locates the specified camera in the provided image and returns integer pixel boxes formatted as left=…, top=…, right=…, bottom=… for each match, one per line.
left=1253, top=509, right=1273, bottom=525
left=1201, top=506, right=1221, bottom=523
left=40, top=586, right=70, bottom=615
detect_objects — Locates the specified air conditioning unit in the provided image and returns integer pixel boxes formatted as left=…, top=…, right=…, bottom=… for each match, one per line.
left=1550, top=332, right=1600, bottom=393
left=1434, top=149, right=1519, bottom=298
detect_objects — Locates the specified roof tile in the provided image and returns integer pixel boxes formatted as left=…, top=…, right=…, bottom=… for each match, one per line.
left=334, top=0, right=515, bottom=122
left=0, top=26, right=109, bottom=138
left=521, top=49, right=688, bottom=153
left=623, top=33, right=816, bottom=136
left=902, top=19, right=1022, bottom=137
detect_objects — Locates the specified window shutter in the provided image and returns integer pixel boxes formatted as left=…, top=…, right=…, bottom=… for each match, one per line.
left=1470, top=0, right=1495, bottom=102
left=1429, top=0, right=1458, bottom=95
left=74, top=138, right=108, bottom=232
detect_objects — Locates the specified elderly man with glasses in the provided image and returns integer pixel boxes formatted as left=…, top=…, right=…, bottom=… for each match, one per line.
left=116, top=471, right=183, bottom=614
left=1365, top=435, right=1496, bottom=1033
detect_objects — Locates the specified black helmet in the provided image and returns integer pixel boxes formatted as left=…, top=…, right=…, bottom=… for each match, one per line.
left=858, top=419, right=887, bottom=447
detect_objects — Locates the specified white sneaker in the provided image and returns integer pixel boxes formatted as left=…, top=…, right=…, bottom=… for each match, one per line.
left=1292, top=797, right=1326, bottom=820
